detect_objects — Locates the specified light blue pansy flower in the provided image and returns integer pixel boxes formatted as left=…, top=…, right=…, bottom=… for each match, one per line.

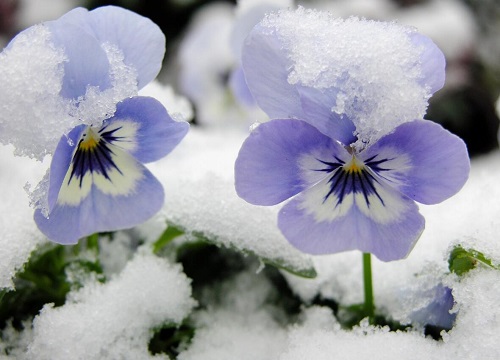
left=234, top=11, right=470, bottom=261
left=11, top=6, right=190, bottom=244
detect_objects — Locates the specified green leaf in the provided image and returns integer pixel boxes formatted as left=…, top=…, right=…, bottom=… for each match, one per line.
left=448, top=245, right=497, bottom=276
left=262, top=257, right=317, bottom=279
left=0, top=239, right=104, bottom=327
left=149, top=321, right=195, bottom=358
left=153, top=225, right=185, bottom=254
left=187, top=228, right=317, bottom=279
left=157, top=221, right=317, bottom=278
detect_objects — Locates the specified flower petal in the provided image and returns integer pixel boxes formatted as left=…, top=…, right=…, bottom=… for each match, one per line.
left=35, top=137, right=164, bottom=244
left=410, top=33, right=446, bottom=95
left=229, top=66, right=256, bottom=107
left=297, top=85, right=357, bottom=144
left=242, top=24, right=306, bottom=120
left=105, top=96, right=189, bottom=163
left=361, top=120, right=470, bottom=205
left=242, top=22, right=356, bottom=143
left=235, top=119, right=346, bottom=206
left=46, top=125, right=86, bottom=211
left=86, top=6, right=165, bottom=89
left=45, top=20, right=111, bottom=99
left=278, top=176, right=425, bottom=261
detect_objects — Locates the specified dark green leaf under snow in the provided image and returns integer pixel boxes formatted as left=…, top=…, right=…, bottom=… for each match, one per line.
left=448, top=245, right=497, bottom=276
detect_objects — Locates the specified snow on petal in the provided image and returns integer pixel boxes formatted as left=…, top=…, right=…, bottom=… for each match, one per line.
left=243, top=7, right=445, bottom=147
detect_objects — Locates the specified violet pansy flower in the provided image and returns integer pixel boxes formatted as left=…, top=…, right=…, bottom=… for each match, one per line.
left=35, top=96, right=188, bottom=244
left=234, top=9, right=470, bottom=261
left=1, top=6, right=188, bottom=244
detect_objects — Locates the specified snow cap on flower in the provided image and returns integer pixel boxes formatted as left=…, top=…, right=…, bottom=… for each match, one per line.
left=0, top=6, right=165, bottom=160
left=0, top=6, right=189, bottom=244
left=242, top=7, right=445, bottom=148
left=235, top=8, right=469, bottom=261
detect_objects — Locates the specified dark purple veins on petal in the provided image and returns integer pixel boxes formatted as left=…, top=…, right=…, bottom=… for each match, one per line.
left=312, top=153, right=396, bottom=209
left=68, top=129, right=122, bottom=187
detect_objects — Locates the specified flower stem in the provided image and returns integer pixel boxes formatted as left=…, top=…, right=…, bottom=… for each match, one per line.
left=363, top=252, right=375, bottom=323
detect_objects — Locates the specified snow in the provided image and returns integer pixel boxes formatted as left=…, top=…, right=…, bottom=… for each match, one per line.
left=1, top=115, right=498, bottom=359
left=178, top=270, right=288, bottom=360
left=260, top=7, right=433, bottom=149
left=0, top=22, right=138, bottom=161
left=139, top=80, right=194, bottom=122
left=151, top=127, right=315, bottom=276
left=0, top=25, right=68, bottom=160
left=2, top=128, right=500, bottom=360
left=0, top=145, right=47, bottom=290
left=25, top=251, right=195, bottom=360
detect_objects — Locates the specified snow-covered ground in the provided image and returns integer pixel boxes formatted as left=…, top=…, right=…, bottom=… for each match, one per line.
left=1, top=125, right=500, bottom=359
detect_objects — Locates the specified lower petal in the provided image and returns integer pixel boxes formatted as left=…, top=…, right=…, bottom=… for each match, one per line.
left=34, top=160, right=164, bottom=245
left=37, top=130, right=166, bottom=244
left=47, top=125, right=86, bottom=211
left=278, top=179, right=425, bottom=261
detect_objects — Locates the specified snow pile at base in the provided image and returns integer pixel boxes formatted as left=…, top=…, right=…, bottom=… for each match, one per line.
left=280, top=307, right=440, bottom=360
left=178, top=270, right=288, bottom=360
left=1, top=133, right=500, bottom=359
left=25, top=252, right=195, bottom=360
left=278, top=270, right=500, bottom=360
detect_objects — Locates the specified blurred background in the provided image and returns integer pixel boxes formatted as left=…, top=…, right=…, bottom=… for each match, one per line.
left=1, top=0, right=499, bottom=157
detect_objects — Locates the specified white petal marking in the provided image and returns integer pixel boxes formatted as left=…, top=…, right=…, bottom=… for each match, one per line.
left=55, top=125, right=144, bottom=207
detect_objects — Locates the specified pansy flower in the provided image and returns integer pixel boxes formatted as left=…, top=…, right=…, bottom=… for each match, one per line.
left=234, top=9, right=470, bottom=261
left=178, top=0, right=291, bottom=126
left=2, top=6, right=189, bottom=244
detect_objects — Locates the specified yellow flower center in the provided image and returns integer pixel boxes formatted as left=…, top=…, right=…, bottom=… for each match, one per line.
left=78, top=127, right=100, bottom=151
left=343, top=155, right=364, bottom=174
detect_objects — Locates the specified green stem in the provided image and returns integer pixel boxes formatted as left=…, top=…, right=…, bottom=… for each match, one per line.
left=363, top=252, right=375, bottom=323
left=87, top=233, right=99, bottom=253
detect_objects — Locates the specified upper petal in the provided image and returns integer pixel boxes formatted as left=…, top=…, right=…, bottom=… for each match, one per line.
left=45, top=19, right=111, bottom=99
left=85, top=6, right=166, bottom=89
left=410, top=33, right=446, bottom=95
left=361, top=120, right=470, bottom=205
left=47, top=6, right=165, bottom=95
left=104, top=96, right=189, bottom=164
left=297, top=85, right=357, bottom=145
left=235, top=119, right=345, bottom=206
left=229, top=66, right=256, bottom=108
left=242, top=24, right=306, bottom=120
